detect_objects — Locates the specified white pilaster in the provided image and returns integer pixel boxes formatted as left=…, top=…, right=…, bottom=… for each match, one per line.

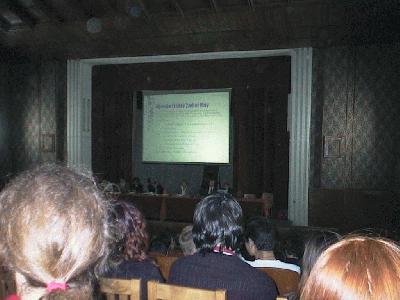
left=288, top=48, right=312, bottom=226
left=67, top=60, right=92, bottom=172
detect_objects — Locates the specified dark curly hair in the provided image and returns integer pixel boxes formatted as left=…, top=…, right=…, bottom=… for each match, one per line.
left=113, top=201, right=149, bottom=262
left=192, top=193, right=243, bottom=252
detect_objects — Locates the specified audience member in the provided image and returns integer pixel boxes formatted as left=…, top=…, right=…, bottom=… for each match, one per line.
left=106, top=201, right=163, bottom=300
left=274, top=233, right=303, bottom=267
left=131, top=177, right=143, bottom=193
left=244, top=217, right=300, bottom=273
left=300, top=235, right=400, bottom=300
left=147, top=178, right=155, bottom=193
left=0, top=164, right=111, bottom=300
left=299, top=230, right=341, bottom=290
left=169, top=193, right=277, bottom=300
left=179, top=180, right=189, bottom=196
left=119, top=178, right=128, bottom=193
left=222, top=181, right=233, bottom=194
left=178, top=225, right=196, bottom=256
left=149, top=232, right=176, bottom=255
left=155, top=180, right=164, bottom=194
left=199, top=178, right=217, bottom=196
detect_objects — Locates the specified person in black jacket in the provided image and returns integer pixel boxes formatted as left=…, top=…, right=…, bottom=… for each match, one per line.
left=168, top=193, right=277, bottom=300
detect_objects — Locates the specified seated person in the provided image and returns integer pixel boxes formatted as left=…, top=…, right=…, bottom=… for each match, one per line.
left=147, top=178, right=156, bottom=193
left=119, top=178, right=128, bottom=193
left=178, top=180, right=189, bottom=196
left=300, top=235, right=400, bottom=299
left=131, top=177, right=144, bottom=193
left=169, top=193, right=277, bottom=300
left=0, top=164, right=110, bottom=300
left=106, top=201, right=164, bottom=300
left=221, top=181, right=233, bottom=194
left=155, top=180, right=164, bottom=194
left=299, top=230, right=341, bottom=290
left=178, top=225, right=197, bottom=256
left=244, top=217, right=300, bottom=274
left=199, top=178, right=217, bottom=196
left=149, top=232, right=176, bottom=255
left=274, top=233, right=303, bottom=267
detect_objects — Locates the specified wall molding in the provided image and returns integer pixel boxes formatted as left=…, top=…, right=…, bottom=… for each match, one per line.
left=67, top=48, right=312, bottom=225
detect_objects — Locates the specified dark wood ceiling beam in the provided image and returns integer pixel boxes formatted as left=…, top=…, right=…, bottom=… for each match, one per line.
left=96, top=0, right=117, bottom=16
left=171, top=0, right=185, bottom=17
left=3, top=1, right=36, bottom=28
left=50, top=0, right=86, bottom=21
left=31, top=0, right=64, bottom=22
left=248, top=0, right=256, bottom=12
left=72, top=0, right=91, bottom=18
left=69, top=0, right=92, bottom=18
left=136, top=0, right=151, bottom=21
left=0, top=17, right=11, bottom=31
left=210, top=0, right=218, bottom=13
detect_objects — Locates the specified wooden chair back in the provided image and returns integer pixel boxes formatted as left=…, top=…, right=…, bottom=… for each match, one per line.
left=151, top=255, right=180, bottom=280
left=0, top=267, right=16, bottom=299
left=258, top=267, right=300, bottom=295
left=99, top=278, right=141, bottom=300
left=147, top=280, right=226, bottom=300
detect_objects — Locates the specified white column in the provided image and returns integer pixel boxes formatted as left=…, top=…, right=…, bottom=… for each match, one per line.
left=288, top=48, right=312, bottom=226
left=67, top=60, right=92, bottom=172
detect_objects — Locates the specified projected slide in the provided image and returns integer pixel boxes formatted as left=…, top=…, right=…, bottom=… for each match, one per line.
left=143, top=89, right=230, bottom=164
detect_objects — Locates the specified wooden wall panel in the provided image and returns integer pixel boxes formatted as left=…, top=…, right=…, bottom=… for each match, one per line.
left=309, top=43, right=400, bottom=231
left=6, top=60, right=66, bottom=174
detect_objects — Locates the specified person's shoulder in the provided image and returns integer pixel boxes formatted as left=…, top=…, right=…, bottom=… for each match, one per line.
left=274, top=260, right=301, bottom=273
left=245, top=259, right=300, bottom=273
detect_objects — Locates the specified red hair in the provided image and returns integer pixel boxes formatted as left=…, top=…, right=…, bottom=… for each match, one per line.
left=300, top=235, right=400, bottom=300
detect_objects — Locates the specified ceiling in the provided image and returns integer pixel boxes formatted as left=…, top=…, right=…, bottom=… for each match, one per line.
left=0, top=0, right=399, bottom=60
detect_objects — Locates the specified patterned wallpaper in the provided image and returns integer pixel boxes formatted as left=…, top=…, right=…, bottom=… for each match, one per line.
left=311, top=43, right=400, bottom=191
left=351, top=45, right=400, bottom=190
left=9, top=63, right=40, bottom=171
left=7, top=60, right=66, bottom=174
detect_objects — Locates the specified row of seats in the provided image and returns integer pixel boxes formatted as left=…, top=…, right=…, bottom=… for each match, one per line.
left=100, top=278, right=288, bottom=300
left=0, top=266, right=293, bottom=300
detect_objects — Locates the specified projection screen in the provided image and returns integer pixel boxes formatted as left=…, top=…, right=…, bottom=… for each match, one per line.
left=142, top=89, right=231, bottom=164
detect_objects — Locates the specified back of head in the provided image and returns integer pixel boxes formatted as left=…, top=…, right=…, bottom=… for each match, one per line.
left=300, top=235, right=400, bottom=300
left=192, top=193, right=243, bottom=252
left=0, top=164, right=111, bottom=300
left=300, top=230, right=341, bottom=288
left=179, top=225, right=196, bottom=256
left=245, top=217, right=275, bottom=251
left=113, top=201, right=148, bottom=262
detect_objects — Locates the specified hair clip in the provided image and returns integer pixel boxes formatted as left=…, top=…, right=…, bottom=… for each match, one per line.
left=46, top=281, right=68, bottom=292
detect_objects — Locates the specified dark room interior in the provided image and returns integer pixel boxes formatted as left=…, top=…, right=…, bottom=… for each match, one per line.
left=2, top=1, right=400, bottom=299
left=1, top=0, right=400, bottom=233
